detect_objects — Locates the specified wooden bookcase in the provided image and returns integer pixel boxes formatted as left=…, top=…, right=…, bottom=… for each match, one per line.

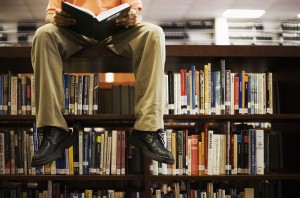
left=1, top=45, right=300, bottom=197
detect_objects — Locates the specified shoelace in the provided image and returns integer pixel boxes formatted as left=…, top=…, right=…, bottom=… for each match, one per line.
left=39, top=128, right=55, bottom=147
left=151, top=132, right=165, bottom=145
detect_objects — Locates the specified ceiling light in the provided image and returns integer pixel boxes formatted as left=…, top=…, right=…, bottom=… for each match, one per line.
left=297, top=13, right=300, bottom=18
left=223, top=9, right=265, bottom=18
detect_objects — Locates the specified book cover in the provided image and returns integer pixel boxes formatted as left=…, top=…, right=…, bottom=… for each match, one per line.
left=191, top=134, right=199, bottom=175
left=62, top=2, right=131, bottom=41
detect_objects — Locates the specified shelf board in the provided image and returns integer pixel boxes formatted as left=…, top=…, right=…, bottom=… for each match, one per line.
left=0, top=174, right=144, bottom=181
left=0, top=114, right=300, bottom=123
left=148, top=173, right=300, bottom=181
left=2, top=45, right=300, bottom=59
left=2, top=173, right=299, bottom=181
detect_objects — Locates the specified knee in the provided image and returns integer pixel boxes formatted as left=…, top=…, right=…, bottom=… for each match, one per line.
left=141, top=23, right=165, bottom=41
left=33, top=24, right=57, bottom=42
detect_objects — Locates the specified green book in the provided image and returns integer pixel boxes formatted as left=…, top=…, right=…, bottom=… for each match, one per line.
left=62, top=2, right=131, bottom=41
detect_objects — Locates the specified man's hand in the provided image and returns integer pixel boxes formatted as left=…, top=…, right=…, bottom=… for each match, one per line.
left=116, top=9, right=142, bottom=27
left=47, top=9, right=76, bottom=27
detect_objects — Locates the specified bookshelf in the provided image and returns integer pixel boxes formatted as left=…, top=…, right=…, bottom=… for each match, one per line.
left=1, top=45, right=300, bottom=197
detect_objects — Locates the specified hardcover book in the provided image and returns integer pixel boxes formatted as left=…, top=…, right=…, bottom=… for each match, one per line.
left=62, top=2, right=131, bottom=41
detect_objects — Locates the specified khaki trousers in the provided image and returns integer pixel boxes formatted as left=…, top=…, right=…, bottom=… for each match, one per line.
left=31, top=22, right=165, bottom=132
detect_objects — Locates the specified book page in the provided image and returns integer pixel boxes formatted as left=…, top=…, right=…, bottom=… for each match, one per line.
left=64, top=2, right=95, bottom=17
left=96, top=3, right=130, bottom=21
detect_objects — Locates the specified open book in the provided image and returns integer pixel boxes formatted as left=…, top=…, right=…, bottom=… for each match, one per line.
left=62, top=2, right=131, bottom=41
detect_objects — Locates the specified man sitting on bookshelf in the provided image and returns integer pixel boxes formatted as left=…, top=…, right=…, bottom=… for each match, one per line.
left=31, top=0, right=174, bottom=166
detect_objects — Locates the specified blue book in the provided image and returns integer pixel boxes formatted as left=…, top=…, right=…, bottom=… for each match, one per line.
left=191, top=65, right=196, bottom=113
left=186, top=73, right=190, bottom=114
left=63, top=74, right=70, bottom=115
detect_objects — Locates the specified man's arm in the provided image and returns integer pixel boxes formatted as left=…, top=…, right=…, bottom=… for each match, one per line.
left=116, top=8, right=142, bottom=27
left=45, top=9, right=76, bottom=27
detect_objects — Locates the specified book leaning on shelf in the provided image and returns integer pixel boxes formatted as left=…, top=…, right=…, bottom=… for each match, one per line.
left=61, top=2, right=131, bottom=41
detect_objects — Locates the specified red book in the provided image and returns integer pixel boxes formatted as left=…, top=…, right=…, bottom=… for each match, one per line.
left=180, top=69, right=187, bottom=114
left=191, top=134, right=199, bottom=175
left=234, top=75, right=239, bottom=115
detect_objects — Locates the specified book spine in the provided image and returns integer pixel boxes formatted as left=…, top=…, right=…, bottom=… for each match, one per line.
left=69, top=75, right=76, bottom=115
left=225, top=121, right=231, bottom=175
left=191, top=134, right=199, bottom=175
left=82, top=75, right=90, bottom=115
left=220, top=59, right=226, bottom=115
left=180, top=69, right=187, bottom=114
left=207, top=130, right=213, bottom=175
left=82, top=130, right=89, bottom=175
left=30, top=76, right=36, bottom=115
left=88, top=74, right=94, bottom=115
left=63, top=74, right=70, bottom=115
left=93, top=74, right=99, bottom=114
left=121, top=131, right=126, bottom=175
left=256, top=129, right=264, bottom=175
left=110, top=130, right=117, bottom=175
left=77, top=75, right=83, bottom=115
left=167, top=71, right=175, bottom=114
left=0, top=132, right=5, bottom=174
left=176, top=131, right=184, bottom=175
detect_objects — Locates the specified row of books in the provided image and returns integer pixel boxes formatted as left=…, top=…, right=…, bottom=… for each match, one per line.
left=150, top=180, right=277, bottom=198
left=164, top=60, right=274, bottom=115
left=0, top=72, right=102, bottom=115
left=150, top=122, right=277, bottom=176
left=0, top=181, right=139, bottom=198
left=0, top=126, right=128, bottom=175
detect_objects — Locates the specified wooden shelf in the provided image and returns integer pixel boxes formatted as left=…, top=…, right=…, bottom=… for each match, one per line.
left=0, top=174, right=144, bottom=181
left=0, top=114, right=300, bottom=122
left=1, top=45, right=300, bottom=58
left=2, top=45, right=300, bottom=73
left=148, top=173, right=300, bottom=181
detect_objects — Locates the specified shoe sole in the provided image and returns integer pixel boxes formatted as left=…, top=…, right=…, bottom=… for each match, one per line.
left=31, top=135, right=75, bottom=167
left=127, top=135, right=174, bottom=165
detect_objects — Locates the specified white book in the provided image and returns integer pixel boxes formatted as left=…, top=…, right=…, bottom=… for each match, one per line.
left=174, top=73, right=178, bottom=114
left=161, top=130, right=168, bottom=175
left=207, top=130, right=214, bottom=175
left=78, top=130, right=83, bottom=175
left=256, top=129, right=264, bottom=175
left=212, top=134, right=221, bottom=175
left=164, top=74, right=169, bottom=115
left=152, top=160, right=158, bottom=175
left=110, top=130, right=117, bottom=175
left=10, top=76, right=18, bottom=115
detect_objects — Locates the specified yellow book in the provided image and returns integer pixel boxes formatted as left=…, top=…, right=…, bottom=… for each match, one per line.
left=68, top=145, right=74, bottom=175
left=85, top=189, right=93, bottom=198
left=171, top=132, right=177, bottom=175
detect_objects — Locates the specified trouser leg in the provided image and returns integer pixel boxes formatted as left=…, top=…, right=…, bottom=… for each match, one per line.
left=31, top=24, right=96, bottom=131
left=104, top=22, right=166, bottom=131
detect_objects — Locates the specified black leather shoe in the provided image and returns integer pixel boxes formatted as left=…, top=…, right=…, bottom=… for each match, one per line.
left=127, top=129, right=174, bottom=164
left=31, top=126, right=74, bottom=167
